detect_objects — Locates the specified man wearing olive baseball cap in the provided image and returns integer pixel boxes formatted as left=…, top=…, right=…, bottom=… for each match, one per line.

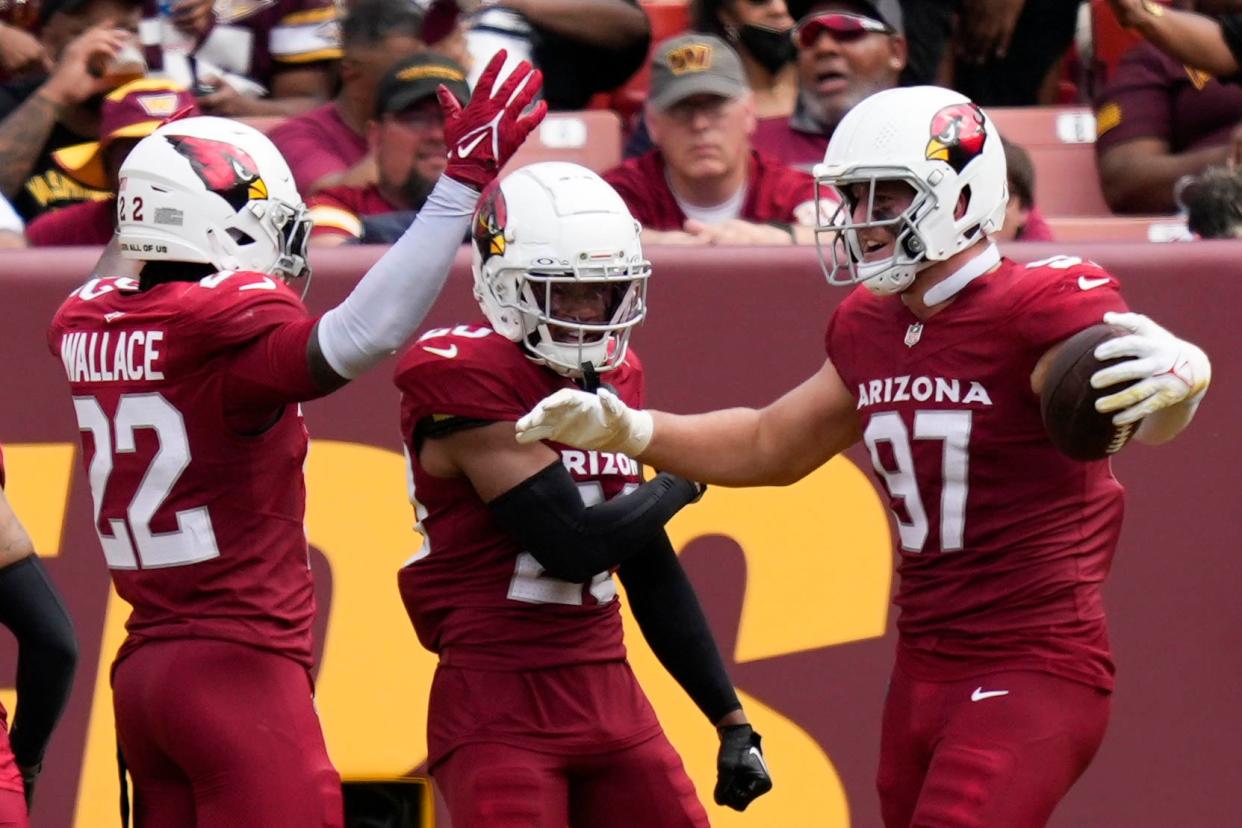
left=603, top=33, right=822, bottom=246
left=307, top=52, right=470, bottom=245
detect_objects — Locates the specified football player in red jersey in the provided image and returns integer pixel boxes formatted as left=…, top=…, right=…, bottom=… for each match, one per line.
left=0, top=446, right=78, bottom=825
left=46, top=50, right=545, bottom=827
left=394, top=161, right=772, bottom=827
left=516, top=87, right=1213, bottom=827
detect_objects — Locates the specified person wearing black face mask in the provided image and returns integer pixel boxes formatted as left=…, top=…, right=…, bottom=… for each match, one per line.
left=695, top=0, right=798, bottom=119
left=731, top=21, right=798, bottom=74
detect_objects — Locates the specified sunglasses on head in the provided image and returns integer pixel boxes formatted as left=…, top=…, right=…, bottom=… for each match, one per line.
left=793, top=12, right=893, bottom=48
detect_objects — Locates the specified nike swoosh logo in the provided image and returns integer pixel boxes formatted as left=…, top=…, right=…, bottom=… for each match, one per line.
left=971, top=687, right=1009, bottom=702
left=1078, top=276, right=1110, bottom=290
left=747, top=745, right=770, bottom=774
left=455, top=132, right=487, bottom=159
left=423, top=344, right=458, bottom=359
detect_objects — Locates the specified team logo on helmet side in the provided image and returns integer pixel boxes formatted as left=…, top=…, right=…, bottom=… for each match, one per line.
left=472, top=179, right=507, bottom=264
left=165, top=135, right=269, bottom=210
left=924, top=103, right=988, bottom=174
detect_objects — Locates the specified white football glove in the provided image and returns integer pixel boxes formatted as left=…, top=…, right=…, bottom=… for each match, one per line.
left=515, top=387, right=654, bottom=456
left=1091, top=311, right=1211, bottom=426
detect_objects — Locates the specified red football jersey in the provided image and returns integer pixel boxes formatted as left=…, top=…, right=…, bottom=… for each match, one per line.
left=395, top=324, right=645, bottom=672
left=48, top=272, right=323, bottom=670
left=826, top=255, right=1129, bottom=691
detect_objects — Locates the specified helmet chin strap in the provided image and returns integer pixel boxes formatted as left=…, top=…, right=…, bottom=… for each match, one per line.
left=921, top=241, right=1000, bottom=306
left=579, top=362, right=601, bottom=392
left=864, top=260, right=924, bottom=299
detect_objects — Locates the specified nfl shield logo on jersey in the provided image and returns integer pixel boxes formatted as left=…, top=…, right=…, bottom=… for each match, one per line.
left=905, top=322, right=924, bottom=348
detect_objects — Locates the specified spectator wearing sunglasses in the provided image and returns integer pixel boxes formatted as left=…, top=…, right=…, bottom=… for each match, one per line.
left=604, top=34, right=821, bottom=246
left=307, top=53, right=470, bottom=245
left=752, top=0, right=906, bottom=170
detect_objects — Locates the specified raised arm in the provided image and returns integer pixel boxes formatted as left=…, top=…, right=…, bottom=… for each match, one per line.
left=1107, top=0, right=1240, bottom=77
left=0, top=24, right=129, bottom=198
left=307, top=50, right=547, bottom=390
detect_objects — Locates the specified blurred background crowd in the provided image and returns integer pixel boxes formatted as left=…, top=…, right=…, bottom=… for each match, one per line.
left=2, top=0, right=1242, bottom=251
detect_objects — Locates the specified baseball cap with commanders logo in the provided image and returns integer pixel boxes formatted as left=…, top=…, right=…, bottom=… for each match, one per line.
left=53, top=79, right=198, bottom=190
left=375, top=53, right=472, bottom=119
left=647, top=34, right=749, bottom=112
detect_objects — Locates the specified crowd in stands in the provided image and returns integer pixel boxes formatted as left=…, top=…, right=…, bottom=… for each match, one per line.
left=2, top=0, right=1242, bottom=249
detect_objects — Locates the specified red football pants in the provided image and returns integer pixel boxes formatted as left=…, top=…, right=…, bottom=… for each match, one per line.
left=113, top=639, right=343, bottom=828
left=878, top=665, right=1110, bottom=828
left=433, top=732, right=710, bottom=828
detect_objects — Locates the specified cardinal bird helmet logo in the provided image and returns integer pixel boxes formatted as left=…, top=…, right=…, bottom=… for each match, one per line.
left=924, top=102, right=988, bottom=174
left=165, top=135, right=269, bottom=211
left=472, top=179, right=508, bottom=265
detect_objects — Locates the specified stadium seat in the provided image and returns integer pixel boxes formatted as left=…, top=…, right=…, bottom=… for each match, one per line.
left=988, top=106, right=1112, bottom=217
left=1044, top=215, right=1190, bottom=242
left=503, top=110, right=623, bottom=174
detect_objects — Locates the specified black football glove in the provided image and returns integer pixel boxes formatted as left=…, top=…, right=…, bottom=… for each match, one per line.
left=714, top=724, right=772, bottom=811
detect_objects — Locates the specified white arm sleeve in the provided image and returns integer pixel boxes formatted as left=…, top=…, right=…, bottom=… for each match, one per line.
left=315, top=176, right=477, bottom=379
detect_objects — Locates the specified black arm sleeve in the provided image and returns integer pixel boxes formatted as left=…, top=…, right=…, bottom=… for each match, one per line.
left=487, top=461, right=700, bottom=583
left=619, top=533, right=742, bottom=725
left=0, top=556, right=78, bottom=767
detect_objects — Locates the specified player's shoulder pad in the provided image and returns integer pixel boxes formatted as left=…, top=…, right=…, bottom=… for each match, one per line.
left=396, top=324, right=516, bottom=384
left=52, top=276, right=143, bottom=335
left=396, top=324, right=528, bottom=419
left=63, top=275, right=142, bottom=304
left=1017, top=254, right=1118, bottom=296
left=192, top=270, right=301, bottom=297
left=185, top=269, right=305, bottom=315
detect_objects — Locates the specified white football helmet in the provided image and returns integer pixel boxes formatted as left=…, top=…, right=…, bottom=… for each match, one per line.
left=812, top=86, right=1008, bottom=295
left=117, top=116, right=311, bottom=282
left=472, top=162, right=650, bottom=377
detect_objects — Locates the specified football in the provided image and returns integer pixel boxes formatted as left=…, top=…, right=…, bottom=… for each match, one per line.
left=1040, top=324, right=1141, bottom=461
